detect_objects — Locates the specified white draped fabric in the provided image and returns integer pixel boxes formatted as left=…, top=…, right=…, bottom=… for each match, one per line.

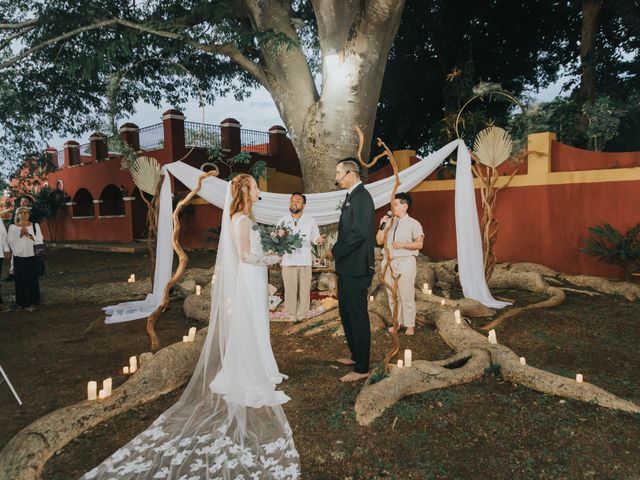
left=104, top=138, right=508, bottom=324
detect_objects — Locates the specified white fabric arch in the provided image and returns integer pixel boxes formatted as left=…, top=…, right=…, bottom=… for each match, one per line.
left=104, top=139, right=509, bottom=324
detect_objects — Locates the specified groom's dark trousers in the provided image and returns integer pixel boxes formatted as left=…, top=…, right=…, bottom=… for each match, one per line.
left=332, top=183, right=375, bottom=374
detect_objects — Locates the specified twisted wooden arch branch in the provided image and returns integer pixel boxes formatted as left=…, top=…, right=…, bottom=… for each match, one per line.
left=355, top=126, right=402, bottom=373
left=145, top=170, right=219, bottom=351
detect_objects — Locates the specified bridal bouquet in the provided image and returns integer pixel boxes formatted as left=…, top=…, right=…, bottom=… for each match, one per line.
left=252, top=223, right=304, bottom=256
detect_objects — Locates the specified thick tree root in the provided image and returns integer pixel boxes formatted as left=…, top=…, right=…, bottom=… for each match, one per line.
left=355, top=349, right=490, bottom=426
left=355, top=310, right=640, bottom=426
left=0, top=331, right=207, bottom=480
left=483, top=267, right=566, bottom=330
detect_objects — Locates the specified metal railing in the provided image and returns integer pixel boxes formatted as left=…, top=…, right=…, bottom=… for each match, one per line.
left=138, top=123, right=164, bottom=150
left=240, top=128, right=270, bottom=154
left=184, top=121, right=222, bottom=149
left=80, top=142, right=91, bottom=155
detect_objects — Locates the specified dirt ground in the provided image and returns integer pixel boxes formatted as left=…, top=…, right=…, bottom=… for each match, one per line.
left=1, top=249, right=639, bottom=480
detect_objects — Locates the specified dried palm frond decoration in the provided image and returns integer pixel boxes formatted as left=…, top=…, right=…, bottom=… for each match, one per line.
left=473, top=126, right=513, bottom=168
left=471, top=127, right=518, bottom=280
left=130, top=156, right=164, bottom=290
left=131, top=156, right=161, bottom=195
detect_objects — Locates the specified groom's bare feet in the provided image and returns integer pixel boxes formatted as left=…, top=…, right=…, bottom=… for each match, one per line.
left=340, top=371, right=369, bottom=382
left=336, top=358, right=356, bottom=365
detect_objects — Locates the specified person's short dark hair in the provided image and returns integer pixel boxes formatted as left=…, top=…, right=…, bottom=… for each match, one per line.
left=290, top=192, right=306, bottom=204
left=337, top=157, right=361, bottom=177
left=395, top=192, right=412, bottom=208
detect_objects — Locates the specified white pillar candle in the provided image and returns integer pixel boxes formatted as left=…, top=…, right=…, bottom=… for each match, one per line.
left=98, top=389, right=107, bottom=400
left=183, top=335, right=189, bottom=342
left=369, top=295, right=374, bottom=302
left=128, top=274, right=135, bottom=283
left=123, top=366, right=129, bottom=374
left=519, top=357, right=526, bottom=366
left=129, top=356, right=137, bottom=373
left=404, top=349, right=412, bottom=367
left=423, top=283, right=428, bottom=291
left=488, top=329, right=497, bottom=344
left=196, top=285, right=202, bottom=296
left=188, top=327, right=196, bottom=342
left=440, top=299, right=446, bottom=306
left=397, top=359, right=404, bottom=368
left=87, top=381, right=97, bottom=401
left=427, top=289, right=432, bottom=295
left=576, top=374, right=583, bottom=383
left=454, top=310, right=462, bottom=324
left=103, top=378, right=112, bottom=396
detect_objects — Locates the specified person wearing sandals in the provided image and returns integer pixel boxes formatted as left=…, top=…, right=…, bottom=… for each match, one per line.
left=7, top=206, right=43, bottom=311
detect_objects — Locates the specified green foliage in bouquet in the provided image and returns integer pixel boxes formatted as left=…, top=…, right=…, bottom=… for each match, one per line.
left=252, top=223, right=304, bottom=256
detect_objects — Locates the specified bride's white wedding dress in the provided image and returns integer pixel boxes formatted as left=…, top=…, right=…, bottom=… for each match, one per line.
left=82, top=187, right=300, bottom=480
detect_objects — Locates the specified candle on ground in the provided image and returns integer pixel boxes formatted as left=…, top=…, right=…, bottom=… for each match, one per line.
left=576, top=374, right=583, bottom=383
left=196, top=285, right=202, bottom=296
left=188, top=327, right=196, bottom=342
left=454, top=310, right=462, bottom=324
left=369, top=295, right=374, bottom=302
left=519, top=357, right=526, bottom=366
left=103, top=378, right=112, bottom=396
left=404, top=349, right=412, bottom=367
left=87, top=381, right=97, bottom=401
left=427, top=289, right=432, bottom=295
left=128, top=274, right=136, bottom=283
left=98, top=389, right=107, bottom=400
left=183, top=335, right=190, bottom=342
left=123, top=366, right=129, bottom=374
left=129, top=356, right=138, bottom=373
left=488, top=330, right=498, bottom=344
left=440, top=299, right=446, bottom=306
left=397, top=359, right=404, bottom=368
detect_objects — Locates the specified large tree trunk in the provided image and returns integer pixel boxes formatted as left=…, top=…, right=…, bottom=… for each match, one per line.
left=577, top=0, right=602, bottom=107
left=240, top=0, right=406, bottom=193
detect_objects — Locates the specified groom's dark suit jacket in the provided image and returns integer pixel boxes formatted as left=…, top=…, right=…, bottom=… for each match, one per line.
left=332, top=183, right=375, bottom=277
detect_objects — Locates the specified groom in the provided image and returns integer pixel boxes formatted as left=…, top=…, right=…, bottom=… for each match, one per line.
left=328, top=158, right=375, bottom=382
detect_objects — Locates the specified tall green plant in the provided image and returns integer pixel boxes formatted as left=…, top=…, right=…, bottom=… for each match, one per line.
left=580, top=223, right=640, bottom=280
left=31, top=185, right=68, bottom=242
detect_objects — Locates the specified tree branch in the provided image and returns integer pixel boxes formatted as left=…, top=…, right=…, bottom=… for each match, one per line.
left=0, top=16, right=269, bottom=87
left=0, top=19, right=37, bottom=30
left=0, top=19, right=119, bottom=69
left=0, top=25, right=35, bottom=51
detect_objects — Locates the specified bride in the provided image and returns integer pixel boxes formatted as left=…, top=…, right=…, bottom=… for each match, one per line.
left=82, top=173, right=300, bottom=479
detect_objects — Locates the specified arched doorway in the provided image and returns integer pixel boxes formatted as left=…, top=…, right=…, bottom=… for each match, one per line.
left=99, top=185, right=125, bottom=216
left=72, top=188, right=94, bottom=217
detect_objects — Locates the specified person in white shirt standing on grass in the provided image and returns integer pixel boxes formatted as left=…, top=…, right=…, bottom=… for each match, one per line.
left=376, top=192, right=424, bottom=336
left=278, top=193, right=325, bottom=322
left=0, top=217, right=10, bottom=305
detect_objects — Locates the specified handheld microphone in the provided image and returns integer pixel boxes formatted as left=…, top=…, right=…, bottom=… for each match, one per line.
left=379, top=210, right=393, bottom=231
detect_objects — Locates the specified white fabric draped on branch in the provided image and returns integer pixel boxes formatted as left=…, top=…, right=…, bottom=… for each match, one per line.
left=104, top=138, right=509, bottom=324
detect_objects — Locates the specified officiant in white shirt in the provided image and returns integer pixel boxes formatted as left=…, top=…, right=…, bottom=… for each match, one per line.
left=278, top=193, right=325, bottom=321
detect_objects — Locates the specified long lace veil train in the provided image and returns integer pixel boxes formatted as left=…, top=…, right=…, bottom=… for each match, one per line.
left=82, top=184, right=300, bottom=479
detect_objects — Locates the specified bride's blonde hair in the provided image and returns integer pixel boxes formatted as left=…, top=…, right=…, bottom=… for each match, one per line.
left=230, top=173, right=256, bottom=219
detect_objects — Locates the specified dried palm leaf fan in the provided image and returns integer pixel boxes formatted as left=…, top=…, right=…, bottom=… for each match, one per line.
left=131, top=156, right=162, bottom=195
left=473, top=126, right=513, bottom=168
